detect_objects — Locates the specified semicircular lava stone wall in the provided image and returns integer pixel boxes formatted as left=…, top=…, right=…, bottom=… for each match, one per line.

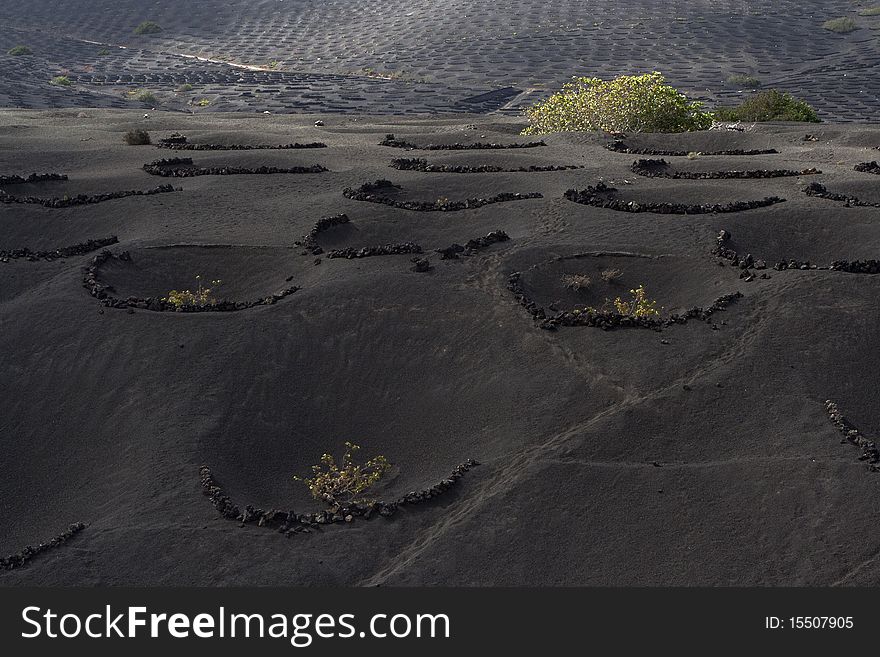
left=142, top=158, right=327, bottom=177
left=802, top=182, right=880, bottom=208
left=853, top=161, right=880, bottom=175
left=82, top=250, right=299, bottom=312
left=343, top=179, right=542, bottom=211
left=0, top=172, right=68, bottom=185
left=564, top=182, right=785, bottom=214
left=1, top=523, right=86, bottom=572
left=295, top=213, right=351, bottom=255
left=200, top=460, right=479, bottom=535
left=605, top=140, right=778, bottom=156
left=380, top=134, right=546, bottom=150
left=825, top=400, right=880, bottom=471
left=390, top=158, right=583, bottom=173
left=712, top=229, right=880, bottom=275
left=436, top=230, right=510, bottom=259
left=631, top=158, right=819, bottom=179
left=0, top=184, right=177, bottom=208
left=1, top=236, right=119, bottom=262
left=157, top=134, right=326, bottom=150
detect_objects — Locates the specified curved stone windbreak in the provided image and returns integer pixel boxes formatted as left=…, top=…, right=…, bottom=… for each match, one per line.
left=1, top=236, right=119, bottom=263
left=326, top=243, right=423, bottom=259
left=157, top=134, right=326, bottom=150
left=343, top=179, right=542, bottom=211
left=825, top=400, right=879, bottom=472
left=295, top=213, right=350, bottom=255
left=1, top=522, right=86, bottom=572
left=0, top=173, right=68, bottom=185
left=712, top=229, right=880, bottom=275
left=437, top=230, right=510, bottom=259
left=82, top=250, right=299, bottom=312
left=631, top=158, right=819, bottom=180
left=380, top=134, right=546, bottom=150
left=605, top=140, right=778, bottom=156
left=0, top=184, right=177, bottom=208
left=143, top=158, right=327, bottom=177
left=803, top=182, right=880, bottom=208
left=854, top=162, right=880, bottom=175
left=564, top=182, right=784, bottom=214
left=507, top=270, right=741, bottom=331
left=200, top=460, right=479, bottom=534
left=390, top=158, right=582, bottom=173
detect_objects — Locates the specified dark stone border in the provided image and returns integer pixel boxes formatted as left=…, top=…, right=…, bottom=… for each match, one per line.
left=1, top=523, right=86, bottom=572
left=158, top=134, right=326, bottom=150
left=713, top=229, right=880, bottom=274
left=390, top=158, right=582, bottom=173
left=854, top=162, right=880, bottom=175
left=343, top=179, right=542, bottom=212
left=803, top=182, right=880, bottom=208
left=1, top=236, right=118, bottom=262
left=605, top=140, right=778, bottom=156
left=0, top=184, right=177, bottom=208
left=506, top=255, right=742, bottom=331
left=380, top=134, right=545, bottom=150
left=143, top=159, right=327, bottom=177
left=631, top=158, right=819, bottom=180
left=825, top=400, right=879, bottom=471
left=0, top=173, right=68, bottom=185
left=199, top=459, right=479, bottom=534
left=437, top=230, right=510, bottom=259
left=82, top=250, right=299, bottom=311
left=326, top=243, right=423, bottom=259
left=295, top=213, right=350, bottom=255
left=564, top=182, right=785, bottom=214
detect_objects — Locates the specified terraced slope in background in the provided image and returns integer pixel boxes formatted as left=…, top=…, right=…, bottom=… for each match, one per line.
left=1, top=0, right=879, bottom=119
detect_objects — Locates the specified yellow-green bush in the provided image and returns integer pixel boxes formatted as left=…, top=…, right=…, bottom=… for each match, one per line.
left=714, top=89, right=819, bottom=123
left=163, top=275, right=220, bottom=308
left=522, top=72, right=713, bottom=135
left=612, top=285, right=660, bottom=317
left=294, top=442, right=391, bottom=508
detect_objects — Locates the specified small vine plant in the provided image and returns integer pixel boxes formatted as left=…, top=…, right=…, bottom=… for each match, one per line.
left=294, top=442, right=391, bottom=508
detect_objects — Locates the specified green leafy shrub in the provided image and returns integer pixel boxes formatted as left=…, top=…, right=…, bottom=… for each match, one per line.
left=858, top=7, right=880, bottom=16
left=194, top=98, right=211, bottom=107
left=134, top=21, right=162, bottom=35
left=175, top=83, right=193, bottom=92
left=613, top=285, right=659, bottom=317
left=714, top=89, right=820, bottom=123
left=163, top=275, right=221, bottom=308
left=822, top=17, right=859, bottom=33
left=123, top=128, right=151, bottom=145
left=294, top=442, right=391, bottom=508
left=97, top=48, right=111, bottom=56
left=50, top=75, right=71, bottom=87
left=128, top=89, right=157, bottom=104
left=7, top=45, right=32, bottom=56
left=522, top=72, right=713, bottom=135
left=726, top=73, right=760, bottom=88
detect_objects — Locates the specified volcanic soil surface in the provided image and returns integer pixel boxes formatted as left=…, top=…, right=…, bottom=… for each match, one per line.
left=2, top=110, right=880, bottom=585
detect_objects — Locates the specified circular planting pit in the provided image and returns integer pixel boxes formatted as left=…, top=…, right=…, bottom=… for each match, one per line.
left=343, top=179, right=542, bottom=211
left=631, top=158, right=819, bottom=180
left=390, top=157, right=583, bottom=174
left=604, top=133, right=779, bottom=156
left=380, top=133, right=546, bottom=150
left=510, top=251, right=743, bottom=330
left=84, top=245, right=313, bottom=312
left=565, top=182, right=784, bottom=214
